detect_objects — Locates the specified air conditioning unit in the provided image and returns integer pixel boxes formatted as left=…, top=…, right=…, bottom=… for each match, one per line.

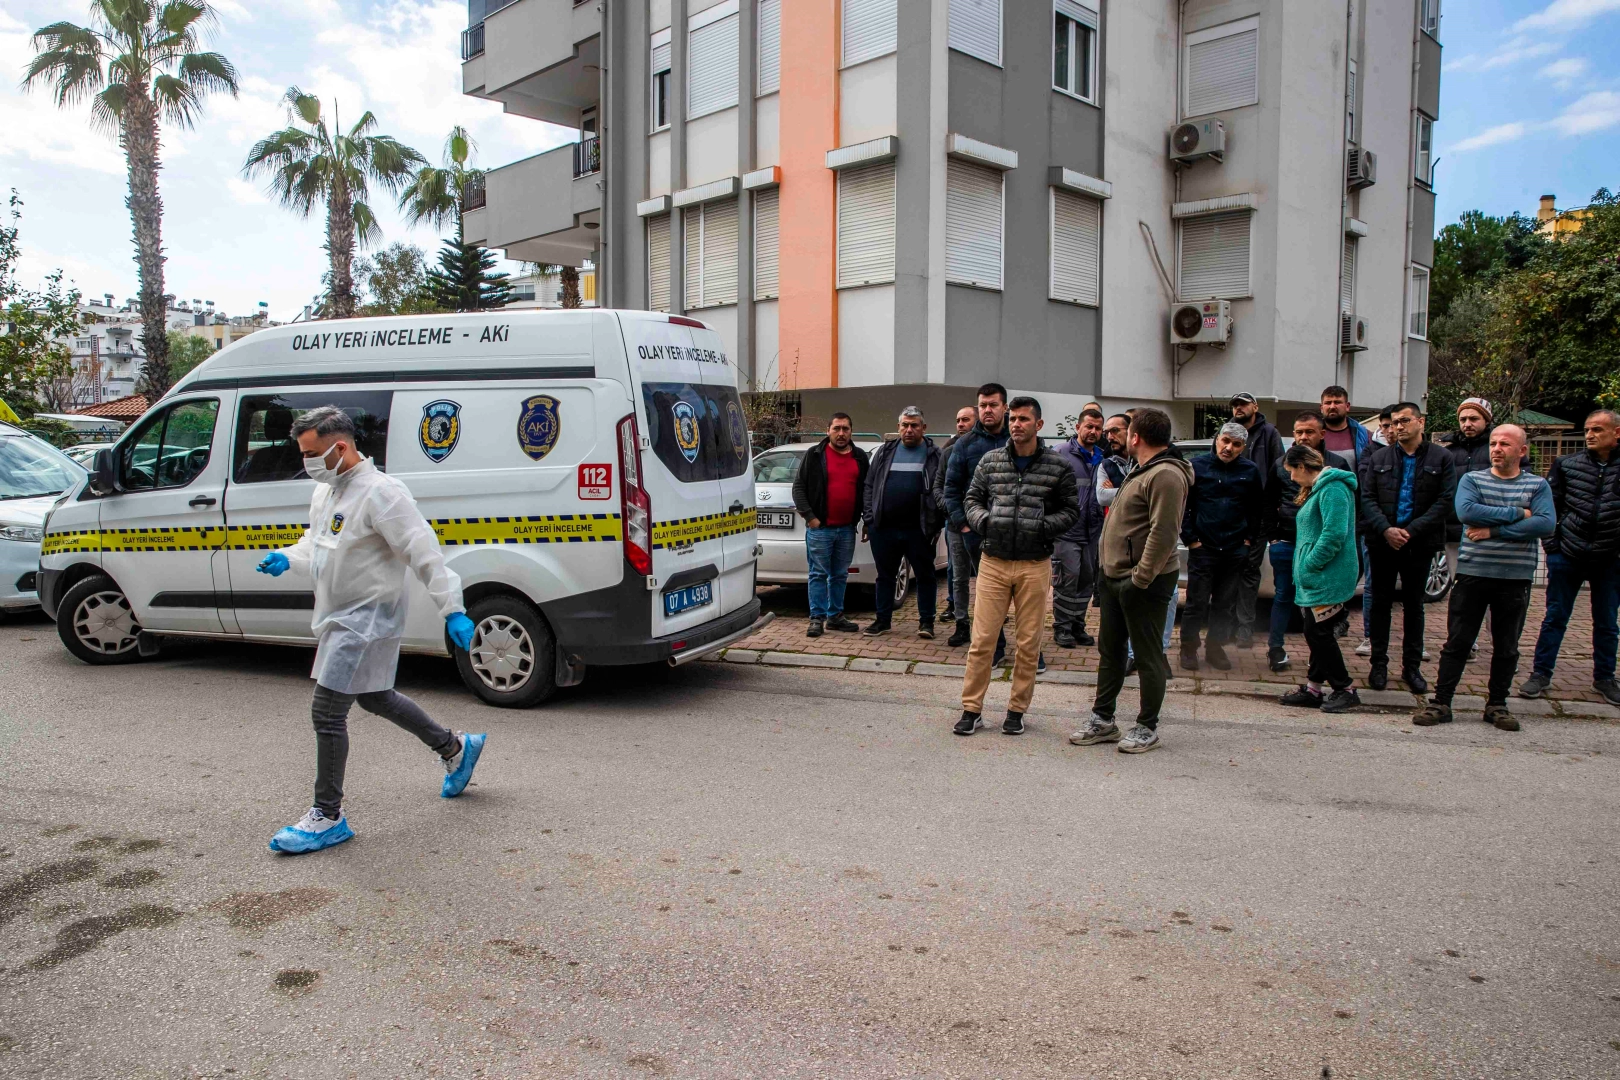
left=1340, top=312, right=1370, bottom=352
left=1171, top=300, right=1232, bottom=347
left=1347, top=148, right=1378, bottom=190
left=1170, top=119, right=1226, bottom=165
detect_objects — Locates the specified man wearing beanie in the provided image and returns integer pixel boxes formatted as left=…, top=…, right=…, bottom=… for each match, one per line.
left=1180, top=422, right=1265, bottom=671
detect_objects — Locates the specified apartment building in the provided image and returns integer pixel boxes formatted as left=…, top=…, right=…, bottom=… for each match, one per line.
left=461, top=0, right=1440, bottom=430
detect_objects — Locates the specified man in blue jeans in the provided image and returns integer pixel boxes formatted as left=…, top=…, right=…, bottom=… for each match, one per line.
left=1521, top=409, right=1620, bottom=704
left=1263, top=412, right=1352, bottom=672
left=792, top=413, right=870, bottom=638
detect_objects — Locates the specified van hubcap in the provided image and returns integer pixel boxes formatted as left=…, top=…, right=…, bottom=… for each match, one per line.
left=470, top=615, right=534, bottom=692
left=74, top=591, right=139, bottom=655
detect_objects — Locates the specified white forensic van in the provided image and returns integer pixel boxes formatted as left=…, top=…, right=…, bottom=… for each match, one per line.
left=37, top=309, right=768, bottom=707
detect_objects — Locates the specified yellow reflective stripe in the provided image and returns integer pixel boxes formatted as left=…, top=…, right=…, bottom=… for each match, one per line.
left=652, top=506, right=757, bottom=549
left=224, top=524, right=308, bottom=550
left=40, top=530, right=104, bottom=556
left=430, top=515, right=622, bottom=545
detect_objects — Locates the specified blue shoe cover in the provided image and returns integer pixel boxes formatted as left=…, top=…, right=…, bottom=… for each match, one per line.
left=441, top=732, right=487, bottom=798
left=268, top=812, right=355, bottom=854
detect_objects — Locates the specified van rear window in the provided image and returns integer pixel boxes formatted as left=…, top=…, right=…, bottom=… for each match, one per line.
left=641, top=382, right=750, bottom=483
left=233, top=391, right=392, bottom=483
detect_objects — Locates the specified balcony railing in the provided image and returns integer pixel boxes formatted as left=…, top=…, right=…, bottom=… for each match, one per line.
left=461, top=0, right=519, bottom=59
left=462, top=174, right=487, bottom=212
left=573, top=135, right=600, bottom=178
left=461, top=22, right=484, bottom=58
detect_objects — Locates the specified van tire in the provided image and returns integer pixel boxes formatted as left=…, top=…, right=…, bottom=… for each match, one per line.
left=56, top=574, right=144, bottom=665
left=454, top=595, right=557, bottom=708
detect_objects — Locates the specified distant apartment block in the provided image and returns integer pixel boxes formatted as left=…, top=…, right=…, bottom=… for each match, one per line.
left=460, top=0, right=1441, bottom=428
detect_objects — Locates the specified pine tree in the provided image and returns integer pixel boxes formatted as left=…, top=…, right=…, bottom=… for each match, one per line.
left=426, top=238, right=512, bottom=311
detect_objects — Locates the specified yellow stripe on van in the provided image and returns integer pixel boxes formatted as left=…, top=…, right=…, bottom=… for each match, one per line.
left=651, top=506, right=757, bottom=549
left=430, top=514, right=622, bottom=546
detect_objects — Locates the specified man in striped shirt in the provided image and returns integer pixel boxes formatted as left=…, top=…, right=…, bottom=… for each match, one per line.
left=1413, top=425, right=1555, bottom=731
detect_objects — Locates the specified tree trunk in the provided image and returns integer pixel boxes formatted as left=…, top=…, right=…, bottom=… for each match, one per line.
left=122, top=91, right=170, bottom=398
left=326, top=183, right=358, bottom=318
left=560, top=265, right=581, bottom=309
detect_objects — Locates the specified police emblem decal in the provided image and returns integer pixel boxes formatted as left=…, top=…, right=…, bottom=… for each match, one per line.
left=419, top=399, right=461, bottom=463
left=330, top=512, right=346, bottom=535
left=517, top=395, right=562, bottom=461
left=726, top=398, right=747, bottom=456
left=672, top=400, right=702, bottom=464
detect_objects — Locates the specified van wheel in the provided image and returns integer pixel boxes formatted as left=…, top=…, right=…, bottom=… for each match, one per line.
left=454, top=595, right=557, bottom=708
left=57, top=574, right=143, bottom=665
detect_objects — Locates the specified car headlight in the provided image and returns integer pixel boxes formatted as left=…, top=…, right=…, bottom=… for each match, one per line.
left=0, top=523, right=44, bottom=543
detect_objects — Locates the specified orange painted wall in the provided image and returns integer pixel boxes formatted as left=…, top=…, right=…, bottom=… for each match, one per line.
left=776, top=0, right=838, bottom=389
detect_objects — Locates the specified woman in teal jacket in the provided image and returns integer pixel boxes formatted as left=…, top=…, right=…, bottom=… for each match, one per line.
left=1279, top=445, right=1361, bottom=713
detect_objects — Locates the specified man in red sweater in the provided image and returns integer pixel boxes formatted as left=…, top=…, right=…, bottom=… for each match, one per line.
left=791, top=413, right=870, bottom=637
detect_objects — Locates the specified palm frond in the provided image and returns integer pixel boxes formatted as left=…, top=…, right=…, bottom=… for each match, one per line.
left=353, top=201, right=383, bottom=249
left=176, top=51, right=238, bottom=96
left=445, top=125, right=476, bottom=168
left=157, top=0, right=211, bottom=39
left=398, top=165, right=457, bottom=230
left=362, top=135, right=427, bottom=190
left=347, top=109, right=378, bottom=139
left=151, top=71, right=201, bottom=127
left=21, top=24, right=106, bottom=106
left=89, top=84, right=129, bottom=132
left=283, top=86, right=322, bottom=127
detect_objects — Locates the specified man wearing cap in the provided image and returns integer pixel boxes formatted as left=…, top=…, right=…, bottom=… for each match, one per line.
left=1227, top=393, right=1285, bottom=649
left=1181, top=423, right=1266, bottom=670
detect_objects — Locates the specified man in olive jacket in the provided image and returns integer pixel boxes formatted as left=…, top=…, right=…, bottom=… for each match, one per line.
left=1070, top=408, right=1194, bottom=755
left=954, top=397, right=1079, bottom=737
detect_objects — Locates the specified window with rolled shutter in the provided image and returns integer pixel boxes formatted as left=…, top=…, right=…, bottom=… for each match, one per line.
left=1409, top=266, right=1430, bottom=339
left=949, top=0, right=1000, bottom=65
left=945, top=160, right=1003, bottom=290
left=1050, top=188, right=1100, bottom=307
left=688, top=8, right=740, bottom=119
left=651, top=30, right=672, bottom=130
left=1184, top=17, right=1259, bottom=117
left=1177, top=211, right=1251, bottom=299
left=1341, top=239, right=1356, bottom=314
left=684, top=198, right=740, bottom=309
left=1346, top=58, right=1357, bottom=143
left=843, top=0, right=897, bottom=67
left=836, top=161, right=896, bottom=288
left=647, top=215, right=672, bottom=311
left=757, top=0, right=781, bottom=94
left=754, top=187, right=780, bottom=300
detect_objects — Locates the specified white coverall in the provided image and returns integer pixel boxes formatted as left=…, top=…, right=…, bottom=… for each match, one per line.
left=277, top=458, right=465, bottom=694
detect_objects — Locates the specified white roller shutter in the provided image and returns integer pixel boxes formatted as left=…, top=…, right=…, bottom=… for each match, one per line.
left=1050, top=188, right=1100, bottom=307
left=757, top=0, right=781, bottom=94
left=1178, top=211, right=1251, bottom=299
left=753, top=187, right=780, bottom=299
left=837, top=161, right=896, bottom=288
left=651, top=35, right=671, bottom=77
left=948, top=0, right=999, bottom=65
left=843, top=0, right=897, bottom=67
left=688, top=11, right=740, bottom=119
left=647, top=214, right=672, bottom=311
left=684, top=199, right=740, bottom=309
left=1341, top=238, right=1356, bottom=314
left=945, top=159, right=1003, bottom=290
left=1185, top=19, right=1259, bottom=117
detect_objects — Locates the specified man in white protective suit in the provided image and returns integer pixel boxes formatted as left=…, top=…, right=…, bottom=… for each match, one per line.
left=256, top=405, right=487, bottom=854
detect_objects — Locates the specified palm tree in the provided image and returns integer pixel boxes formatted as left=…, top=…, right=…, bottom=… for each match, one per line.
left=398, top=125, right=481, bottom=239
left=243, top=88, right=424, bottom=318
left=24, top=0, right=239, bottom=397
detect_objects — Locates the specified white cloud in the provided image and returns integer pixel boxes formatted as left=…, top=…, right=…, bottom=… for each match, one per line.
left=1536, top=56, right=1591, bottom=88
left=1515, top=0, right=1620, bottom=32
left=0, top=12, right=127, bottom=175
left=1449, top=122, right=1529, bottom=152
left=1444, top=37, right=1559, bottom=73
left=1552, top=90, right=1620, bottom=135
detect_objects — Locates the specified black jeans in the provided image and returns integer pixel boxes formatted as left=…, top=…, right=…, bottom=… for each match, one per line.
left=1367, top=541, right=1437, bottom=671
left=1300, top=606, right=1352, bottom=691
left=312, top=685, right=456, bottom=816
left=1434, top=574, right=1532, bottom=706
left=1094, top=569, right=1180, bottom=730
left=1234, top=539, right=1266, bottom=634
left=869, top=525, right=937, bottom=620
left=1183, top=546, right=1247, bottom=650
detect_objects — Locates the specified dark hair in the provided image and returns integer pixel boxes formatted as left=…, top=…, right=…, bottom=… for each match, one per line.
left=1377, top=406, right=1395, bottom=421
left=1294, top=410, right=1324, bottom=426
left=1130, top=408, right=1172, bottom=448
left=1106, top=412, right=1131, bottom=426
left=1390, top=401, right=1424, bottom=419
left=1007, top=395, right=1042, bottom=419
left=829, top=412, right=853, bottom=425
left=1284, top=443, right=1326, bottom=506
left=1321, top=385, right=1350, bottom=402
left=976, top=382, right=1008, bottom=403
left=1079, top=407, right=1104, bottom=422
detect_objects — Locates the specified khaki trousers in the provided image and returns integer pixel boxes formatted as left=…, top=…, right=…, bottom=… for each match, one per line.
left=961, top=554, right=1052, bottom=714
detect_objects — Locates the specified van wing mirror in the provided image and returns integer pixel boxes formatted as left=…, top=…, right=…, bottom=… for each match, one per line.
left=90, top=448, right=119, bottom=496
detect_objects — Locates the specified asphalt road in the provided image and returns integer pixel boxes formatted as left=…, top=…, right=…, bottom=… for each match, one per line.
left=2, top=611, right=1618, bottom=1079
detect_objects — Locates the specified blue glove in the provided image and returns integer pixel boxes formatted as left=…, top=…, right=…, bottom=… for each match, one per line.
left=446, top=612, right=476, bottom=651
left=257, top=552, right=289, bottom=576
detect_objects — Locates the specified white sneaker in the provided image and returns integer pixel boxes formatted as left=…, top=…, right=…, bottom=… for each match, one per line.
left=1355, top=638, right=1372, bottom=657
left=1422, top=647, right=1432, bottom=661
left=1117, top=724, right=1161, bottom=754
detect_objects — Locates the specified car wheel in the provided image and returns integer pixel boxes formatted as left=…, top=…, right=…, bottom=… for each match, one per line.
left=891, top=559, right=913, bottom=610
left=56, top=574, right=144, bottom=665
left=453, top=594, right=558, bottom=708
left=1424, top=548, right=1455, bottom=604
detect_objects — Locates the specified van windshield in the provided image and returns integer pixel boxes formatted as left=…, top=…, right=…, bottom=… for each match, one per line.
left=641, top=382, right=750, bottom=483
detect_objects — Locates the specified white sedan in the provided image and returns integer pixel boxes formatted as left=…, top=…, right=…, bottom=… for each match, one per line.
left=753, top=441, right=950, bottom=609
left=0, top=422, right=87, bottom=613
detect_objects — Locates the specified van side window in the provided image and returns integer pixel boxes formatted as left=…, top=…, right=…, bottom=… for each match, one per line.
left=641, top=382, right=751, bottom=483
left=119, top=398, right=220, bottom=491
left=232, top=391, right=393, bottom=483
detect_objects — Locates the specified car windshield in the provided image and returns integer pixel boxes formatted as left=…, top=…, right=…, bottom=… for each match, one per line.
left=0, top=434, right=84, bottom=500
left=752, top=449, right=805, bottom=484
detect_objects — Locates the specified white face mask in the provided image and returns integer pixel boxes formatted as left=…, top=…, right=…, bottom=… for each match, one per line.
left=302, top=444, right=343, bottom=484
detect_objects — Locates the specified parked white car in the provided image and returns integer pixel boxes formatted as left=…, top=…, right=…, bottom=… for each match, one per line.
left=0, top=422, right=87, bottom=613
left=753, top=440, right=949, bottom=609
left=63, top=441, right=117, bottom=466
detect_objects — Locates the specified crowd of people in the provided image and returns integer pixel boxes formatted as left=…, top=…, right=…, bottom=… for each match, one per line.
left=789, top=383, right=1620, bottom=753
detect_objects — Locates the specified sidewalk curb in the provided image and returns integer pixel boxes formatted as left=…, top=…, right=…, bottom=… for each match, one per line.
left=707, top=648, right=1619, bottom=719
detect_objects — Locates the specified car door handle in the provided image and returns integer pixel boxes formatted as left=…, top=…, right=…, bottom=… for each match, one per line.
left=189, top=495, right=217, bottom=508
left=730, top=501, right=746, bottom=513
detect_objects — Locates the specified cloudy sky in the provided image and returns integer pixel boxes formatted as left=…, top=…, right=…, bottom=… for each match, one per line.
left=2, top=0, right=1616, bottom=321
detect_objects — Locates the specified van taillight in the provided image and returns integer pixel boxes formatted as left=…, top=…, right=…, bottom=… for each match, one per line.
left=617, top=413, right=653, bottom=576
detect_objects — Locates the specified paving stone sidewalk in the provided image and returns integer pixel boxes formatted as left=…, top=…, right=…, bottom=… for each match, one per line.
left=733, top=579, right=1617, bottom=717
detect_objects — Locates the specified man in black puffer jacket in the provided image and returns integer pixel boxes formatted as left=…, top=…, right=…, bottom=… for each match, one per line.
left=954, top=397, right=1080, bottom=737
left=1522, top=409, right=1620, bottom=704
left=1180, top=424, right=1265, bottom=672
left=1440, top=397, right=1495, bottom=543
